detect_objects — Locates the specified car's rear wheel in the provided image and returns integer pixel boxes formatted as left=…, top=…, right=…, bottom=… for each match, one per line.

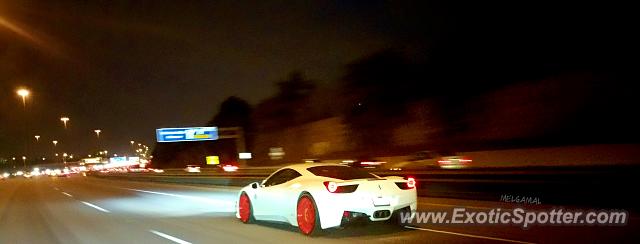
left=387, top=206, right=411, bottom=226
left=297, top=193, right=322, bottom=236
left=238, top=192, right=254, bottom=223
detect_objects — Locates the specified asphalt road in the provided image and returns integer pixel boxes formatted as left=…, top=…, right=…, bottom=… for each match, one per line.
left=1, top=175, right=638, bottom=243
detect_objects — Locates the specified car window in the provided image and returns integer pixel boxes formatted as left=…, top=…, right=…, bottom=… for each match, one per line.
left=263, top=169, right=301, bottom=187
left=307, top=166, right=376, bottom=180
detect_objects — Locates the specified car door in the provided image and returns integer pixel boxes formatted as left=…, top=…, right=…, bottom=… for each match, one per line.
left=252, top=169, right=287, bottom=217
left=255, top=169, right=302, bottom=222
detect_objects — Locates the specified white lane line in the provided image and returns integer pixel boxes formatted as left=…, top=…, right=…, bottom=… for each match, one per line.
left=404, top=226, right=535, bottom=244
left=420, top=202, right=496, bottom=210
left=61, top=192, right=73, bottom=197
left=81, top=201, right=110, bottom=213
left=149, top=230, right=192, bottom=244
left=125, top=188, right=232, bottom=206
left=53, top=187, right=59, bottom=191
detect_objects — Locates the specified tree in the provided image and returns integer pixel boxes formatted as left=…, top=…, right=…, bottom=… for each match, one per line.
left=340, top=50, right=417, bottom=152
left=253, top=71, right=317, bottom=130
left=207, top=96, right=253, bottom=150
left=275, top=71, right=316, bottom=101
left=208, top=96, right=252, bottom=128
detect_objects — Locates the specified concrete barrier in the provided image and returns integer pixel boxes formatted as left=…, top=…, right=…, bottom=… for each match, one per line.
left=92, top=164, right=640, bottom=209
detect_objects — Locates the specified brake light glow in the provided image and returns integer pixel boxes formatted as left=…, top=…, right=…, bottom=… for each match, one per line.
left=222, top=165, right=239, bottom=172
left=324, top=182, right=359, bottom=193
left=407, top=177, right=416, bottom=188
left=324, top=181, right=338, bottom=192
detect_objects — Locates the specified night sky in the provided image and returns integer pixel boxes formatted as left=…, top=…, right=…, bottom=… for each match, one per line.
left=1, top=1, right=427, bottom=158
left=1, top=1, right=634, bottom=159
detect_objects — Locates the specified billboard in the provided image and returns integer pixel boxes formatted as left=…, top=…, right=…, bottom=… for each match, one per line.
left=156, top=127, right=218, bottom=142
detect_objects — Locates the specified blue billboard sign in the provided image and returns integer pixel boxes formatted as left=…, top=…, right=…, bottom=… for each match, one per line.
left=156, top=127, right=218, bottom=142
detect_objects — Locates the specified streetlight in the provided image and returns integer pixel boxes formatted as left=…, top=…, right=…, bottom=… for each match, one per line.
left=16, top=88, right=30, bottom=165
left=21, top=156, right=26, bottom=168
left=60, top=117, right=70, bottom=129
left=52, top=140, right=58, bottom=163
left=94, top=129, right=102, bottom=153
left=16, top=88, right=30, bottom=107
left=34, top=135, right=41, bottom=162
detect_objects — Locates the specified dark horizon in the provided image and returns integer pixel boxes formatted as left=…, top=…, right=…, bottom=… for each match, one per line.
left=1, top=1, right=635, bottom=160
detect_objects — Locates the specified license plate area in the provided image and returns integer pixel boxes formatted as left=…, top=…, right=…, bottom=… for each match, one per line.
left=372, top=196, right=390, bottom=206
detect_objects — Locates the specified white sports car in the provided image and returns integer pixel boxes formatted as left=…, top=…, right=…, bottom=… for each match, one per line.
left=236, top=163, right=417, bottom=235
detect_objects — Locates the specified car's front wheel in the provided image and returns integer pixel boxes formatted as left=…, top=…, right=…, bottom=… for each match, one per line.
left=238, top=192, right=254, bottom=223
left=297, top=193, right=322, bottom=236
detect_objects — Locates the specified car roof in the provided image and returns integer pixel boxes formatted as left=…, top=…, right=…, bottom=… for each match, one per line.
left=284, top=163, right=348, bottom=175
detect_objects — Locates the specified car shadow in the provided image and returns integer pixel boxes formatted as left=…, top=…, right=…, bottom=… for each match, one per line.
left=252, top=220, right=415, bottom=238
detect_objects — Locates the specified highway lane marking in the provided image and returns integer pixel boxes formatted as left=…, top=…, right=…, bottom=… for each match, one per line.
left=53, top=187, right=59, bottom=191
left=81, top=201, right=110, bottom=213
left=61, top=192, right=73, bottom=197
left=420, top=202, right=496, bottom=210
left=149, top=230, right=192, bottom=244
left=404, top=226, right=535, bottom=244
left=124, top=188, right=233, bottom=206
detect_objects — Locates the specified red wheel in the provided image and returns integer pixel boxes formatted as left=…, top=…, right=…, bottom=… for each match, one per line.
left=238, top=192, right=253, bottom=223
left=297, top=194, right=320, bottom=235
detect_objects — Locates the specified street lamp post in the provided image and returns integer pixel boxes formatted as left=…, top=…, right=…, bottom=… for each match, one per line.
left=34, top=135, right=40, bottom=161
left=60, top=117, right=70, bottom=154
left=94, top=129, right=101, bottom=154
left=16, top=88, right=30, bottom=167
left=60, top=117, right=70, bottom=129
left=17, top=88, right=29, bottom=107
left=52, top=140, right=58, bottom=163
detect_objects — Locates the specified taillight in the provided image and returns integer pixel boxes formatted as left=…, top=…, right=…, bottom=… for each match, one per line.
left=407, top=177, right=416, bottom=188
left=324, top=181, right=338, bottom=192
left=323, top=181, right=358, bottom=193
left=438, top=160, right=451, bottom=165
left=395, top=177, right=416, bottom=190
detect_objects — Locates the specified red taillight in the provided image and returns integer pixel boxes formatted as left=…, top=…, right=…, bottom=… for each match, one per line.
left=407, top=177, right=416, bottom=188
left=323, top=181, right=359, bottom=193
left=324, top=181, right=338, bottom=193
left=438, top=160, right=451, bottom=165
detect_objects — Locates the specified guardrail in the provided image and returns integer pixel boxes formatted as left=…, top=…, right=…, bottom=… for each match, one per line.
left=92, top=165, right=640, bottom=209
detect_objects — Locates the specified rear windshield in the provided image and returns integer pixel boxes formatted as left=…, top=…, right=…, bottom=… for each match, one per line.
left=307, top=166, right=376, bottom=180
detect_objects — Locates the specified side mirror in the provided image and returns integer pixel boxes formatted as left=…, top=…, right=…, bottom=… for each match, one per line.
left=251, top=182, right=259, bottom=189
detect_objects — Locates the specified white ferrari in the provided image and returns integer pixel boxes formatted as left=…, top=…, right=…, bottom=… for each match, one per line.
left=236, top=163, right=417, bottom=235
